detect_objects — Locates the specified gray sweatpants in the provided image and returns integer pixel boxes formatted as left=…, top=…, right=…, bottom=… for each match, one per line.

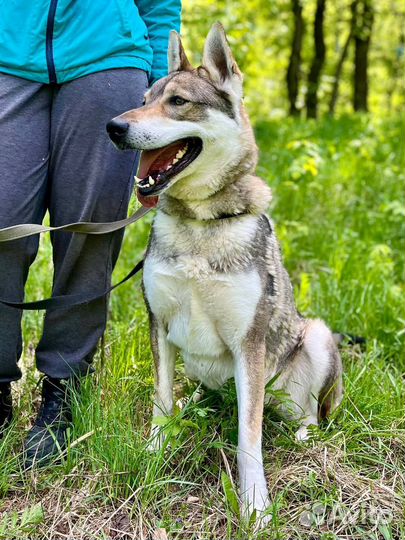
left=0, top=69, right=148, bottom=383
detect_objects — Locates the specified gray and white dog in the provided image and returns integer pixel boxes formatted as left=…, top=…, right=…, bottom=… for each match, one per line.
left=108, top=23, right=343, bottom=521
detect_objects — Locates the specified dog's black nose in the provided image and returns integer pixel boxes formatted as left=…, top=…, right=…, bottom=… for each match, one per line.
left=106, top=119, right=129, bottom=142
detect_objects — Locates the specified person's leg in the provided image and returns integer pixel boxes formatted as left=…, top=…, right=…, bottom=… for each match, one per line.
left=0, top=74, right=50, bottom=384
left=36, top=68, right=148, bottom=378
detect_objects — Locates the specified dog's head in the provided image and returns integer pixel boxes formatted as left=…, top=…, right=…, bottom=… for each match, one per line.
left=107, top=23, right=257, bottom=208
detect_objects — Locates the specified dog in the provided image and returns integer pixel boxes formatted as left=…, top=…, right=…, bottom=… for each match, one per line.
left=107, top=23, right=343, bottom=521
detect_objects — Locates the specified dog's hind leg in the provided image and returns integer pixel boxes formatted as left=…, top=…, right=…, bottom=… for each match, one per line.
left=149, top=315, right=177, bottom=450
left=277, top=319, right=343, bottom=441
left=234, top=337, right=270, bottom=522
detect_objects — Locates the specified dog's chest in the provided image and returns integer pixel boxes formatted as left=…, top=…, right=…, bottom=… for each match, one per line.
left=143, top=253, right=262, bottom=357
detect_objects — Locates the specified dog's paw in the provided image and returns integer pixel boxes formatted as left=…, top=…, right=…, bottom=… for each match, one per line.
left=296, top=421, right=317, bottom=442
left=176, top=387, right=205, bottom=410
left=147, top=425, right=165, bottom=452
left=241, top=486, right=271, bottom=528
left=254, top=510, right=272, bottom=529
left=295, top=425, right=310, bottom=442
left=242, top=504, right=272, bottom=529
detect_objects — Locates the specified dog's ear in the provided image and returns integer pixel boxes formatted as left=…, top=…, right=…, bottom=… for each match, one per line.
left=168, top=31, right=193, bottom=73
left=202, top=22, right=243, bottom=99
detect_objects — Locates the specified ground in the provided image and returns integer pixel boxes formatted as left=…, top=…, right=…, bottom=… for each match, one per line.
left=1, top=115, right=404, bottom=540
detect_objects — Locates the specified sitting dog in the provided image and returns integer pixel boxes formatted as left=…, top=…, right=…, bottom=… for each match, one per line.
left=107, top=23, right=343, bottom=520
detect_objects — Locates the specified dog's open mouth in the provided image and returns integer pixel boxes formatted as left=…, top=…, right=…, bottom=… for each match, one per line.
left=136, top=137, right=202, bottom=208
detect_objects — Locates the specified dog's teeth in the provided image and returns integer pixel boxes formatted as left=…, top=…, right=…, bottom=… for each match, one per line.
left=172, top=158, right=178, bottom=164
left=175, top=146, right=188, bottom=159
left=167, top=165, right=172, bottom=169
left=134, top=175, right=142, bottom=184
left=149, top=178, right=155, bottom=185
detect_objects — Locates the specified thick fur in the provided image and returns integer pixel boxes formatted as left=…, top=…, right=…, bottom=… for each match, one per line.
left=111, top=23, right=343, bottom=521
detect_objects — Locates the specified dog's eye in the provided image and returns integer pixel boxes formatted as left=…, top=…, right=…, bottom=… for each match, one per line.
left=170, top=96, right=188, bottom=106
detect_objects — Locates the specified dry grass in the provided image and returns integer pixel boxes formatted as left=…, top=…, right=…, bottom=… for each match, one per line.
left=2, top=428, right=404, bottom=539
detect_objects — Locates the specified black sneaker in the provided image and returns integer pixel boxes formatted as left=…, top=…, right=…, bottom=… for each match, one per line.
left=0, top=383, right=13, bottom=436
left=23, top=377, right=75, bottom=469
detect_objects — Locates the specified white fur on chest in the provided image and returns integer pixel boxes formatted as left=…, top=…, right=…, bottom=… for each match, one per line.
left=143, top=247, right=262, bottom=389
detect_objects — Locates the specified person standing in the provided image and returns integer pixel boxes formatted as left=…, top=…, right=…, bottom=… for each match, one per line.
left=0, top=0, right=181, bottom=467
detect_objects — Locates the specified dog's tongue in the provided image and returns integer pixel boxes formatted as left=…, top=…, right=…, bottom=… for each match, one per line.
left=136, top=141, right=185, bottom=209
left=138, top=141, right=185, bottom=179
left=136, top=190, right=159, bottom=208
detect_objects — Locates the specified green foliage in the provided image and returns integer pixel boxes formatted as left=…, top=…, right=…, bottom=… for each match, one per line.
left=181, top=0, right=405, bottom=118
left=0, top=504, right=44, bottom=539
left=221, top=471, right=240, bottom=517
left=256, top=115, right=404, bottom=362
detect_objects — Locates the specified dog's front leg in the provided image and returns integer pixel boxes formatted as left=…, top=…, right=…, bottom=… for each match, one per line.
left=149, top=315, right=176, bottom=450
left=234, top=340, right=269, bottom=521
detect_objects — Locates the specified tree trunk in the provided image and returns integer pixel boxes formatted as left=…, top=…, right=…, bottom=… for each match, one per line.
left=353, top=0, right=374, bottom=111
left=286, top=0, right=305, bottom=116
left=306, top=0, right=327, bottom=118
left=329, top=1, right=358, bottom=115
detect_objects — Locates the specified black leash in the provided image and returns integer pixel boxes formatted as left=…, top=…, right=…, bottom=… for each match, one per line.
left=0, top=206, right=150, bottom=310
left=0, top=260, right=144, bottom=311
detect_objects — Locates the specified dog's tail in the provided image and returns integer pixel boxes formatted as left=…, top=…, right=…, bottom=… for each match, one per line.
left=318, top=342, right=343, bottom=421
left=333, top=332, right=366, bottom=346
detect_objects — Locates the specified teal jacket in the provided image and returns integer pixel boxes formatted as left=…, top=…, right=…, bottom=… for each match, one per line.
left=0, top=0, right=181, bottom=85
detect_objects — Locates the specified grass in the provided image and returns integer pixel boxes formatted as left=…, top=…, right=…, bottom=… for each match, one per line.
left=0, top=114, right=404, bottom=539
